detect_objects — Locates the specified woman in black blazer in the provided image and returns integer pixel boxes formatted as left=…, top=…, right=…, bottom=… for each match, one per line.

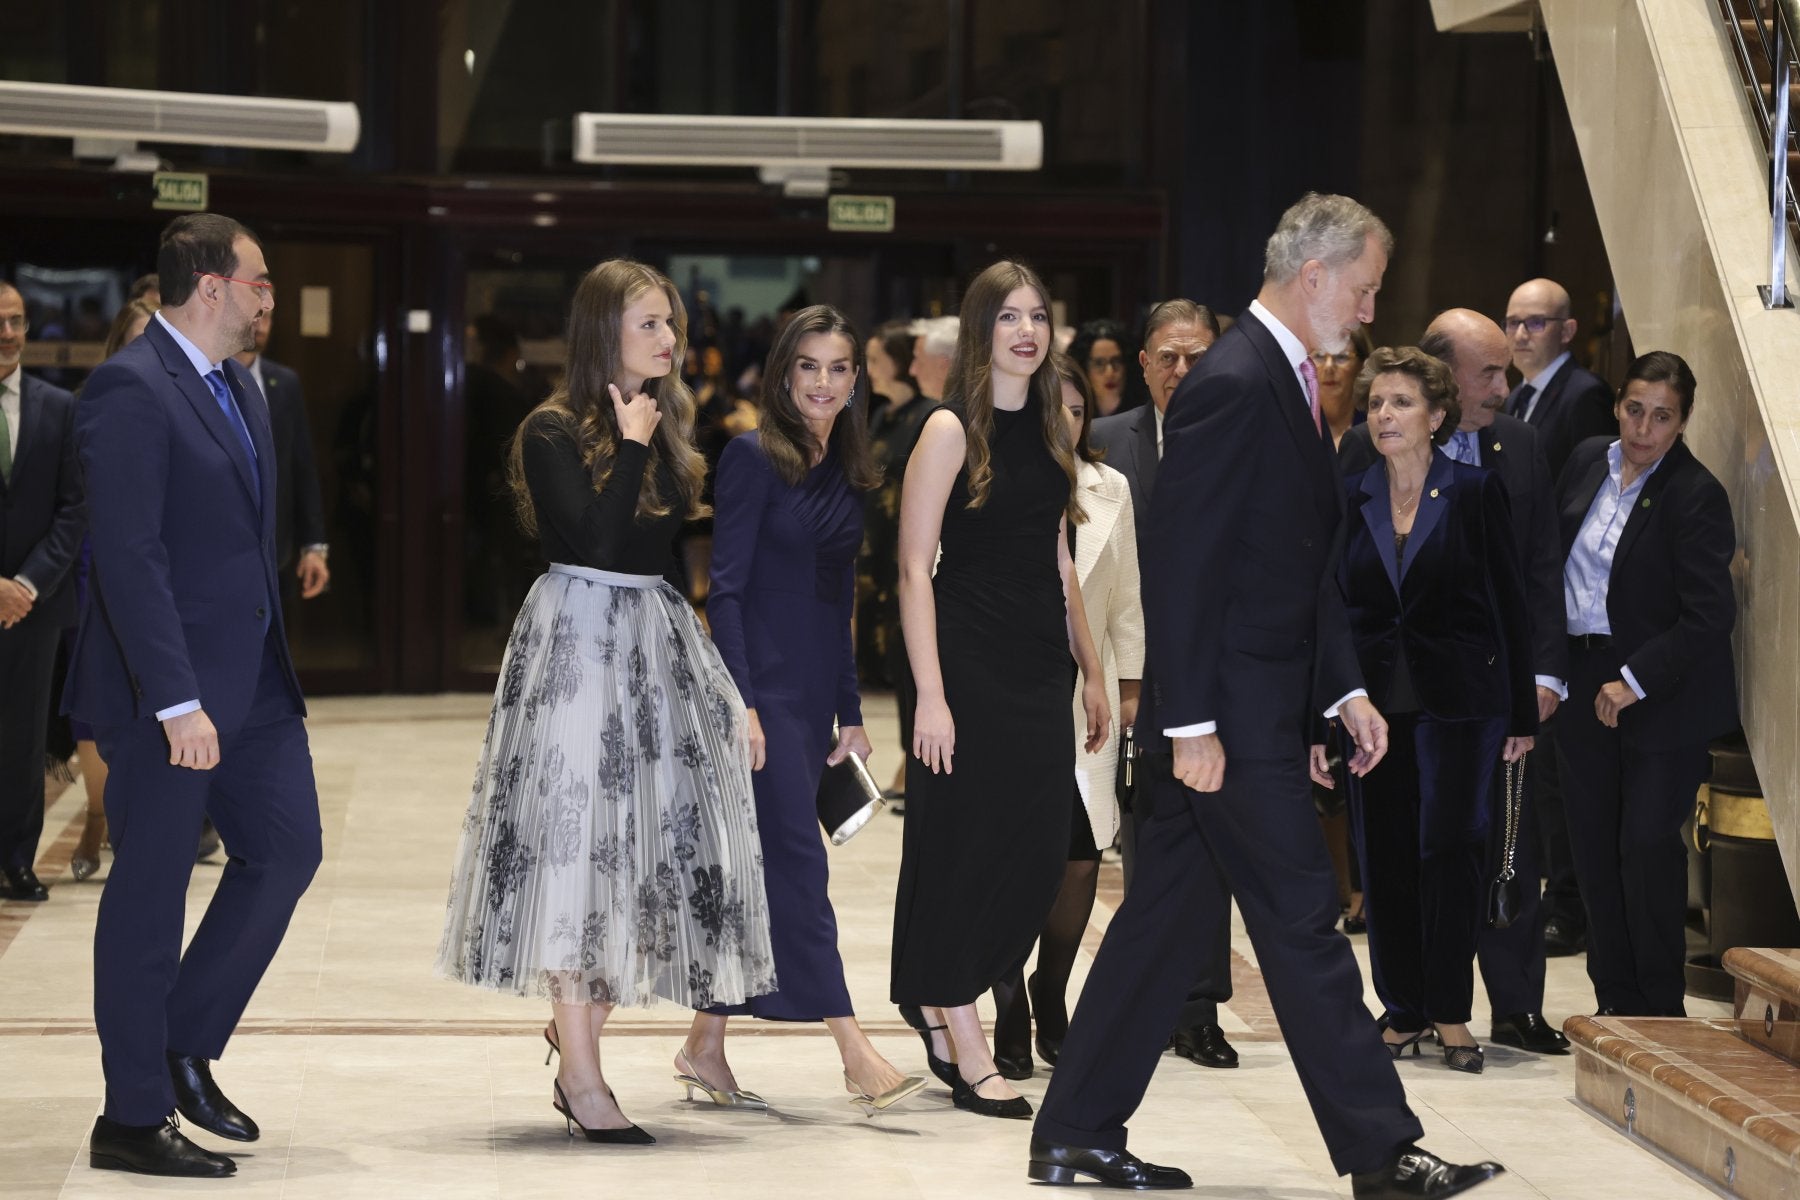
left=1555, top=351, right=1736, bottom=1018
left=1317, top=347, right=1536, bottom=1074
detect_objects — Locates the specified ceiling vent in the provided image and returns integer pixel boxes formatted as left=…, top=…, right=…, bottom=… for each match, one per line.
left=573, top=114, right=1041, bottom=194
left=0, top=81, right=360, bottom=154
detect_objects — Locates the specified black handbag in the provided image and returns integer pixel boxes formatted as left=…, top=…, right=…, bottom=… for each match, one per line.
left=816, top=737, right=885, bottom=846
left=1115, top=725, right=1139, bottom=813
left=1487, top=753, right=1527, bottom=929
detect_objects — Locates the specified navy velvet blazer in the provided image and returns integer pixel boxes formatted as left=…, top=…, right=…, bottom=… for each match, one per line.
left=1140, top=309, right=1360, bottom=760
left=64, top=319, right=304, bottom=730
left=1556, top=436, right=1737, bottom=747
left=0, top=372, right=85, bottom=626
left=1331, top=452, right=1537, bottom=736
left=1339, top=412, right=1566, bottom=685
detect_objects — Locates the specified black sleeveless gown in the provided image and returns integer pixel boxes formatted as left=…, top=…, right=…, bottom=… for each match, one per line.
left=890, top=402, right=1075, bottom=1007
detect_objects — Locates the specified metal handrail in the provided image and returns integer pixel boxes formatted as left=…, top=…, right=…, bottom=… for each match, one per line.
left=1717, top=0, right=1799, bottom=306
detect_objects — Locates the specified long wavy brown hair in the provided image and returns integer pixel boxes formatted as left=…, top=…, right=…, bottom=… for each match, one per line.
left=947, top=261, right=1083, bottom=521
left=755, top=305, right=881, bottom=491
left=507, top=260, right=709, bottom=534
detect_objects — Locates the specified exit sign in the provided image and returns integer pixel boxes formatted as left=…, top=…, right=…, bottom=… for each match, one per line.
left=828, top=194, right=895, bottom=233
left=152, top=172, right=209, bottom=212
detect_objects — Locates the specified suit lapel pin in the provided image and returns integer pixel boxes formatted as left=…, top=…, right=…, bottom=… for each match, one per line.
left=1429, top=488, right=1440, bottom=499
left=1641, top=497, right=1652, bottom=509
left=1492, top=441, right=1502, bottom=452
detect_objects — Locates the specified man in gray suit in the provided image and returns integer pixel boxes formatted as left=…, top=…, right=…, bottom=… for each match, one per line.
left=1088, top=297, right=1236, bottom=1070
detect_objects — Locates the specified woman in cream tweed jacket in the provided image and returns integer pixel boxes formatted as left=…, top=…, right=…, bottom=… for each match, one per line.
left=991, top=356, right=1144, bottom=1076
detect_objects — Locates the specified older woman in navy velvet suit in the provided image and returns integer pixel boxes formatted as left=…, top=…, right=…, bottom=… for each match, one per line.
left=1317, top=347, right=1536, bottom=1075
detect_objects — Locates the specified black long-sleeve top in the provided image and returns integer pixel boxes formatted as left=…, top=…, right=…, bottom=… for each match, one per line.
left=520, top=420, right=683, bottom=576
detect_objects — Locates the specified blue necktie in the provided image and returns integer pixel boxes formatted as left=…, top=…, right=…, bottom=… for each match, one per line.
left=205, top=369, right=261, bottom=499
left=1448, top=429, right=1479, bottom=465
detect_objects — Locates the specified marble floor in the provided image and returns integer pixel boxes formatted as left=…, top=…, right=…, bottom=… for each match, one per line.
left=0, top=693, right=1731, bottom=1199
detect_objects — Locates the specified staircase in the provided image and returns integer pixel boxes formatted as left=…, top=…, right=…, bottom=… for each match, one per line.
left=1567, top=950, right=1800, bottom=1196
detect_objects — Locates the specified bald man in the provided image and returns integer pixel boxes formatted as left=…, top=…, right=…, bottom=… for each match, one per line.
left=1502, top=279, right=1616, bottom=479
left=1340, top=309, right=1571, bottom=1054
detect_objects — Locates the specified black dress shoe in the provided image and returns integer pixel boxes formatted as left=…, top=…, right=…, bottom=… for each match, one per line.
left=1169, top=1024, right=1238, bottom=1068
left=1351, top=1145, right=1502, bottom=1198
left=1027, top=1136, right=1193, bottom=1189
left=1542, top=917, right=1585, bottom=957
left=89, top=1116, right=235, bottom=1177
left=993, top=1050, right=1034, bottom=1080
left=951, top=1071, right=1032, bottom=1119
left=169, top=1054, right=259, bottom=1142
left=0, top=865, right=48, bottom=902
left=1489, top=1011, right=1570, bottom=1055
left=1343, top=911, right=1368, bottom=935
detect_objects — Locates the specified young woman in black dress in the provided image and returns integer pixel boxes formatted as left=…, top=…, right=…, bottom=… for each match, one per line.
left=890, top=261, right=1111, bottom=1118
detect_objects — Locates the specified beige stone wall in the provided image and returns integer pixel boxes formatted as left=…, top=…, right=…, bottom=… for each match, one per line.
left=1537, top=0, right=1800, bottom=900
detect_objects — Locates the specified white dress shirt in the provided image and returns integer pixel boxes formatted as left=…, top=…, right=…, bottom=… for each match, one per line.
left=1163, top=303, right=1367, bottom=739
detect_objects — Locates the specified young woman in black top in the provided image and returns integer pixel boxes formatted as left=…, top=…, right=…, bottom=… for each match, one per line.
left=438, top=260, right=775, bottom=1145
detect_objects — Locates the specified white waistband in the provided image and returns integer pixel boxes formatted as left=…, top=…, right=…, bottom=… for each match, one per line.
left=547, top=563, right=663, bottom=588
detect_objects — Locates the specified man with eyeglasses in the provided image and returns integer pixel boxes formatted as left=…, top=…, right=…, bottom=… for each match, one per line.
left=67, top=213, right=321, bottom=1180
left=0, top=282, right=84, bottom=904
left=1502, top=279, right=1616, bottom=480
left=1088, top=298, right=1238, bottom=1073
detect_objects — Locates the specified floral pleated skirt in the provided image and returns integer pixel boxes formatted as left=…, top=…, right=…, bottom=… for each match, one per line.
left=437, top=563, right=778, bottom=1009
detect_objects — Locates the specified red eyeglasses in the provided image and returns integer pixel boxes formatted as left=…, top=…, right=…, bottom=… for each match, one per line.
left=193, top=271, right=274, bottom=291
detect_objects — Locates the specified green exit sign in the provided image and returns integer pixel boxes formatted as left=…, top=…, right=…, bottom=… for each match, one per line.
left=152, top=172, right=209, bottom=212
left=827, top=194, right=895, bottom=233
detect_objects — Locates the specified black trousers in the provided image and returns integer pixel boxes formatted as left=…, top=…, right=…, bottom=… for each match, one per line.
left=0, top=606, right=62, bottom=871
left=92, top=633, right=322, bottom=1124
left=1351, top=714, right=1501, bottom=1029
left=1118, top=755, right=1234, bottom=1030
left=1557, top=641, right=1708, bottom=1016
left=1531, top=720, right=1585, bottom=932
left=1476, top=745, right=1549, bottom=1017
left=1035, top=753, right=1421, bottom=1177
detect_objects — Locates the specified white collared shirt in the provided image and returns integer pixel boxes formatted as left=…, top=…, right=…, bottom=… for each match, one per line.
left=242, top=353, right=268, bottom=398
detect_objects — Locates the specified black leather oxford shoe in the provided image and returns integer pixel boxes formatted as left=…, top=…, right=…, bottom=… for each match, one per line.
left=1489, top=1011, right=1570, bottom=1055
left=1169, top=1024, right=1238, bottom=1068
left=89, top=1116, right=235, bottom=1177
left=1542, top=917, right=1584, bottom=957
left=0, top=864, right=48, bottom=901
left=1351, top=1146, right=1502, bottom=1198
left=1027, top=1137, right=1193, bottom=1189
left=169, top=1054, right=259, bottom=1142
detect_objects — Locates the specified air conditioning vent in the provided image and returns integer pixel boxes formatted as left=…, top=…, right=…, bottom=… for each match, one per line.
left=573, top=114, right=1041, bottom=172
left=0, top=81, right=360, bottom=153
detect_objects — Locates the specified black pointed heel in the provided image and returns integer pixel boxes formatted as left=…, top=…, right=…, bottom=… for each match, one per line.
left=898, top=1004, right=959, bottom=1088
left=1441, top=1042, right=1485, bottom=1074
left=951, top=1070, right=1032, bottom=1120
left=552, top=1079, right=655, bottom=1145
left=543, top=1024, right=559, bottom=1066
left=1384, top=1029, right=1431, bottom=1059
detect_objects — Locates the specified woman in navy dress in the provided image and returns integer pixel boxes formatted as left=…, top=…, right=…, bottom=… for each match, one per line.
left=677, top=306, right=927, bottom=1114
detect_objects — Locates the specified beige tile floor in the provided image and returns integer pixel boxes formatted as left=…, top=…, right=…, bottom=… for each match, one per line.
left=0, top=693, right=1729, bottom=1199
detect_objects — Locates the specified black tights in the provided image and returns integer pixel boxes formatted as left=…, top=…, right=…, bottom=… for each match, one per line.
left=993, top=857, right=1101, bottom=1057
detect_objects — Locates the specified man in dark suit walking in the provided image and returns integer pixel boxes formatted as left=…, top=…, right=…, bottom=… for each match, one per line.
left=67, top=214, right=322, bottom=1178
left=1089, top=298, right=1238, bottom=1071
left=234, top=310, right=330, bottom=611
left=1502, top=277, right=1613, bottom=956
left=0, top=282, right=85, bottom=902
left=1029, top=194, right=1500, bottom=1198
left=1340, top=309, right=1571, bottom=1055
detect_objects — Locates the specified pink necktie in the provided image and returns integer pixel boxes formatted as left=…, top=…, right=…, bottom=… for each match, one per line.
left=1299, top=356, right=1322, bottom=434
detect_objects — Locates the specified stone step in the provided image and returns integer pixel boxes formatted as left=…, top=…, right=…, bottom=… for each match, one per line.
left=1727, top=947, right=1800, bottom=1068
left=1566, top=1014, right=1800, bottom=1198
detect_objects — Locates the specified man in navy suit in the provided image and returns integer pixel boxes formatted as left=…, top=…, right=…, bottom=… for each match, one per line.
left=1029, top=195, right=1500, bottom=1198
left=67, top=214, right=322, bottom=1179
left=1089, top=298, right=1239, bottom=1071
left=1502, top=277, right=1615, bottom=958
left=235, top=310, right=330, bottom=609
left=0, top=282, right=85, bottom=902
left=1340, top=309, right=1572, bottom=1055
